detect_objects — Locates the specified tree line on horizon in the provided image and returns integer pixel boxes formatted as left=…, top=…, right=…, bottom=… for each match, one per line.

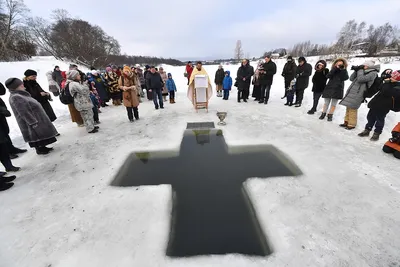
left=0, top=0, right=185, bottom=67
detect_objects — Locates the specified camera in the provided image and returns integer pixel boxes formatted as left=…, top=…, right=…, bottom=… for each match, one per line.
left=339, top=65, right=345, bottom=69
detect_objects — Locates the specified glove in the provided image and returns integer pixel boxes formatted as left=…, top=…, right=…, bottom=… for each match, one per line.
left=351, top=65, right=358, bottom=71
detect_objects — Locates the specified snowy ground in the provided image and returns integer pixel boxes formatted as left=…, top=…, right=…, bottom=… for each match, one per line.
left=1, top=57, right=400, bottom=267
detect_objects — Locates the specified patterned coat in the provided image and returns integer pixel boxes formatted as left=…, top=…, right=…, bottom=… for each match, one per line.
left=118, top=73, right=140, bottom=108
left=159, top=70, right=168, bottom=95
left=9, top=89, right=57, bottom=143
left=68, top=81, right=93, bottom=111
left=339, top=65, right=380, bottom=109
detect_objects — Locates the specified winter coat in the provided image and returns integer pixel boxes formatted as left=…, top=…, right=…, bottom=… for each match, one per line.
left=89, top=92, right=99, bottom=108
left=186, top=64, right=194, bottom=79
left=52, top=69, right=63, bottom=87
left=68, top=81, right=93, bottom=111
left=367, top=81, right=400, bottom=113
left=215, top=68, right=225, bottom=85
left=118, top=73, right=140, bottom=108
left=159, top=70, right=168, bottom=95
left=23, top=79, right=57, bottom=122
left=237, top=63, right=254, bottom=89
left=166, top=78, right=177, bottom=92
left=222, top=71, right=233, bottom=90
left=46, top=71, right=60, bottom=96
left=339, top=65, right=380, bottom=109
left=9, top=89, right=57, bottom=144
left=136, top=68, right=146, bottom=85
left=146, top=72, right=164, bottom=90
left=295, top=62, right=313, bottom=90
left=104, top=72, right=120, bottom=93
left=259, top=61, right=277, bottom=86
left=92, top=75, right=109, bottom=101
left=282, top=61, right=297, bottom=87
left=0, top=83, right=11, bottom=143
left=322, top=58, right=349, bottom=99
left=312, top=60, right=329, bottom=93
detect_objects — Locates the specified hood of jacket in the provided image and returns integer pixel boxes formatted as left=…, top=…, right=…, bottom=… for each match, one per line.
left=365, top=65, right=381, bottom=73
left=225, top=71, right=230, bottom=76
left=332, top=58, right=348, bottom=69
left=315, top=60, right=327, bottom=70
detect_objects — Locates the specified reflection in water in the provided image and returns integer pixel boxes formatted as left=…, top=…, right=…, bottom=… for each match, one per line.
left=111, top=128, right=302, bottom=257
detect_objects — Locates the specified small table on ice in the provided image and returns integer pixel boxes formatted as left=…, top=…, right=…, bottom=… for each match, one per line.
left=193, top=75, right=209, bottom=112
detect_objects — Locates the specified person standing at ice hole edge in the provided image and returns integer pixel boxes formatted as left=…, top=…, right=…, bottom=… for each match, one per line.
left=146, top=66, right=165, bottom=110
left=338, top=60, right=380, bottom=130
left=319, top=58, right=349, bottom=121
left=187, top=61, right=213, bottom=108
left=294, top=57, right=312, bottom=107
left=222, top=70, right=232, bottom=100
left=66, top=70, right=99, bottom=134
left=166, top=73, right=177, bottom=104
left=237, top=59, right=254, bottom=103
left=358, top=69, right=400, bottom=141
left=307, top=60, right=329, bottom=114
left=214, top=65, right=225, bottom=97
left=0, top=82, right=27, bottom=160
left=281, top=56, right=297, bottom=99
left=118, top=66, right=140, bottom=122
left=259, top=55, right=276, bottom=104
left=5, top=77, right=58, bottom=155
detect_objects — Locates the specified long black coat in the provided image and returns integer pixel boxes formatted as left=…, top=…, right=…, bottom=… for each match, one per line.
left=0, top=83, right=11, bottom=144
left=282, top=61, right=297, bottom=88
left=236, top=63, right=254, bottom=89
left=322, top=68, right=349, bottom=99
left=23, top=79, right=57, bottom=122
left=214, top=68, right=225, bottom=85
left=312, top=60, right=329, bottom=93
left=368, top=81, right=400, bottom=113
left=52, top=69, right=63, bottom=87
left=259, top=61, right=277, bottom=86
left=296, top=62, right=312, bottom=90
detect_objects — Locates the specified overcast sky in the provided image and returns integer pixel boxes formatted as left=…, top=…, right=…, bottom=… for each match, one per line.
left=24, top=0, right=400, bottom=60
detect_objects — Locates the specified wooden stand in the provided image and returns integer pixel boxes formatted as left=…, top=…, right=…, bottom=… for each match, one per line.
left=194, top=75, right=209, bottom=112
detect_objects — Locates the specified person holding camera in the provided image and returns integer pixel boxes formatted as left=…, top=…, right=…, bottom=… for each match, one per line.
left=319, top=58, right=349, bottom=121
left=358, top=69, right=400, bottom=141
left=339, top=61, right=380, bottom=130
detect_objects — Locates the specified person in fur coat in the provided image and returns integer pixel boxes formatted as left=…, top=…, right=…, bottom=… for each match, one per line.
left=119, top=66, right=140, bottom=122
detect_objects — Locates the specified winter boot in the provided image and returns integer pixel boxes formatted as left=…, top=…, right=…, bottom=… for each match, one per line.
left=370, top=132, right=380, bottom=141
left=307, top=109, right=316, bottom=115
left=88, top=128, right=99, bottom=134
left=339, top=121, right=348, bottom=128
left=0, top=182, right=14, bottom=191
left=327, top=114, right=333, bottom=121
left=295, top=103, right=302, bottom=108
left=284, top=102, right=289, bottom=106
left=1, top=175, right=16, bottom=183
left=12, top=147, right=27, bottom=154
left=36, top=147, right=50, bottom=155
left=9, top=154, right=18, bottom=159
left=288, top=102, right=293, bottom=106
left=170, top=99, right=173, bottom=104
left=6, top=166, right=20, bottom=172
left=133, top=108, right=139, bottom=120
left=358, top=129, right=370, bottom=137
left=345, top=126, right=356, bottom=130
left=319, top=113, right=327, bottom=120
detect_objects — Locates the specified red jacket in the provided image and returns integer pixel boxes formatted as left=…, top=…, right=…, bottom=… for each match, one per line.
left=186, top=64, right=193, bottom=78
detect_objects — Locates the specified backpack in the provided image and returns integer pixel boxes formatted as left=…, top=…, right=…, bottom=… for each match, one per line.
left=59, top=83, right=74, bottom=105
left=364, top=71, right=382, bottom=99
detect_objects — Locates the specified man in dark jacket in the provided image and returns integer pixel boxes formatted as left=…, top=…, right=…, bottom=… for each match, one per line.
left=144, top=65, right=153, bottom=100
left=52, top=66, right=63, bottom=88
left=308, top=60, right=329, bottom=114
left=236, top=59, right=254, bottom=102
left=214, top=65, right=225, bottom=97
left=358, top=70, right=400, bottom=141
left=146, top=66, right=165, bottom=109
left=281, top=56, right=297, bottom=98
left=294, top=56, right=312, bottom=107
left=259, top=55, right=277, bottom=104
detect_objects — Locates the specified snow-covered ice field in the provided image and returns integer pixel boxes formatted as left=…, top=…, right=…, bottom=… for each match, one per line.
left=0, top=56, right=400, bottom=267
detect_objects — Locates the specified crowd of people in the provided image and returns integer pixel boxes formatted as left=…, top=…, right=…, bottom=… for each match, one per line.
left=1, top=56, right=399, bottom=191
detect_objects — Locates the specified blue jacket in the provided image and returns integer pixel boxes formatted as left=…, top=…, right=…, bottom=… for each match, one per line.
left=222, top=71, right=232, bottom=90
left=89, top=92, right=99, bottom=108
left=166, top=74, right=177, bottom=92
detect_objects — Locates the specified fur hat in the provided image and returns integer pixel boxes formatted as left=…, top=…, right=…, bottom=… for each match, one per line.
left=66, top=70, right=80, bottom=80
left=24, top=69, right=37, bottom=77
left=5, top=78, right=23, bottom=90
left=123, top=66, right=131, bottom=73
left=391, top=70, right=400, bottom=82
left=362, top=60, right=375, bottom=68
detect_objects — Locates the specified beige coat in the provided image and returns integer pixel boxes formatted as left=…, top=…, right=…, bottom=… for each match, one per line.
left=159, top=70, right=168, bottom=95
left=118, top=73, right=140, bottom=108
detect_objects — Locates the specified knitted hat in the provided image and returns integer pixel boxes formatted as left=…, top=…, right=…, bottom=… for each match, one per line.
left=362, top=60, right=375, bottom=68
left=123, top=66, right=131, bottom=73
left=391, top=70, right=400, bottom=82
left=287, top=56, right=293, bottom=61
left=298, top=56, right=306, bottom=62
left=5, top=78, right=23, bottom=90
left=167, top=73, right=172, bottom=77
left=24, top=69, right=37, bottom=77
left=66, top=70, right=80, bottom=80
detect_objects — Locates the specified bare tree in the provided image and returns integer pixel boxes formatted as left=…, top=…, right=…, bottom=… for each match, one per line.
left=366, top=23, right=394, bottom=55
left=234, top=40, right=244, bottom=61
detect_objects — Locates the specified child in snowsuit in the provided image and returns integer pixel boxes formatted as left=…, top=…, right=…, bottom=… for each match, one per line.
left=285, top=78, right=296, bottom=106
left=358, top=69, right=400, bottom=141
left=383, top=122, right=400, bottom=159
left=222, top=71, right=232, bottom=100
left=89, top=88, right=100, bottom=124
left=166, top=73, right=177, bottom=104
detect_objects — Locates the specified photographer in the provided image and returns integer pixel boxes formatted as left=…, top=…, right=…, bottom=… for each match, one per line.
left=339, top=61, right=380, bottom=130
left=319, top=58, right=349, bottom=121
